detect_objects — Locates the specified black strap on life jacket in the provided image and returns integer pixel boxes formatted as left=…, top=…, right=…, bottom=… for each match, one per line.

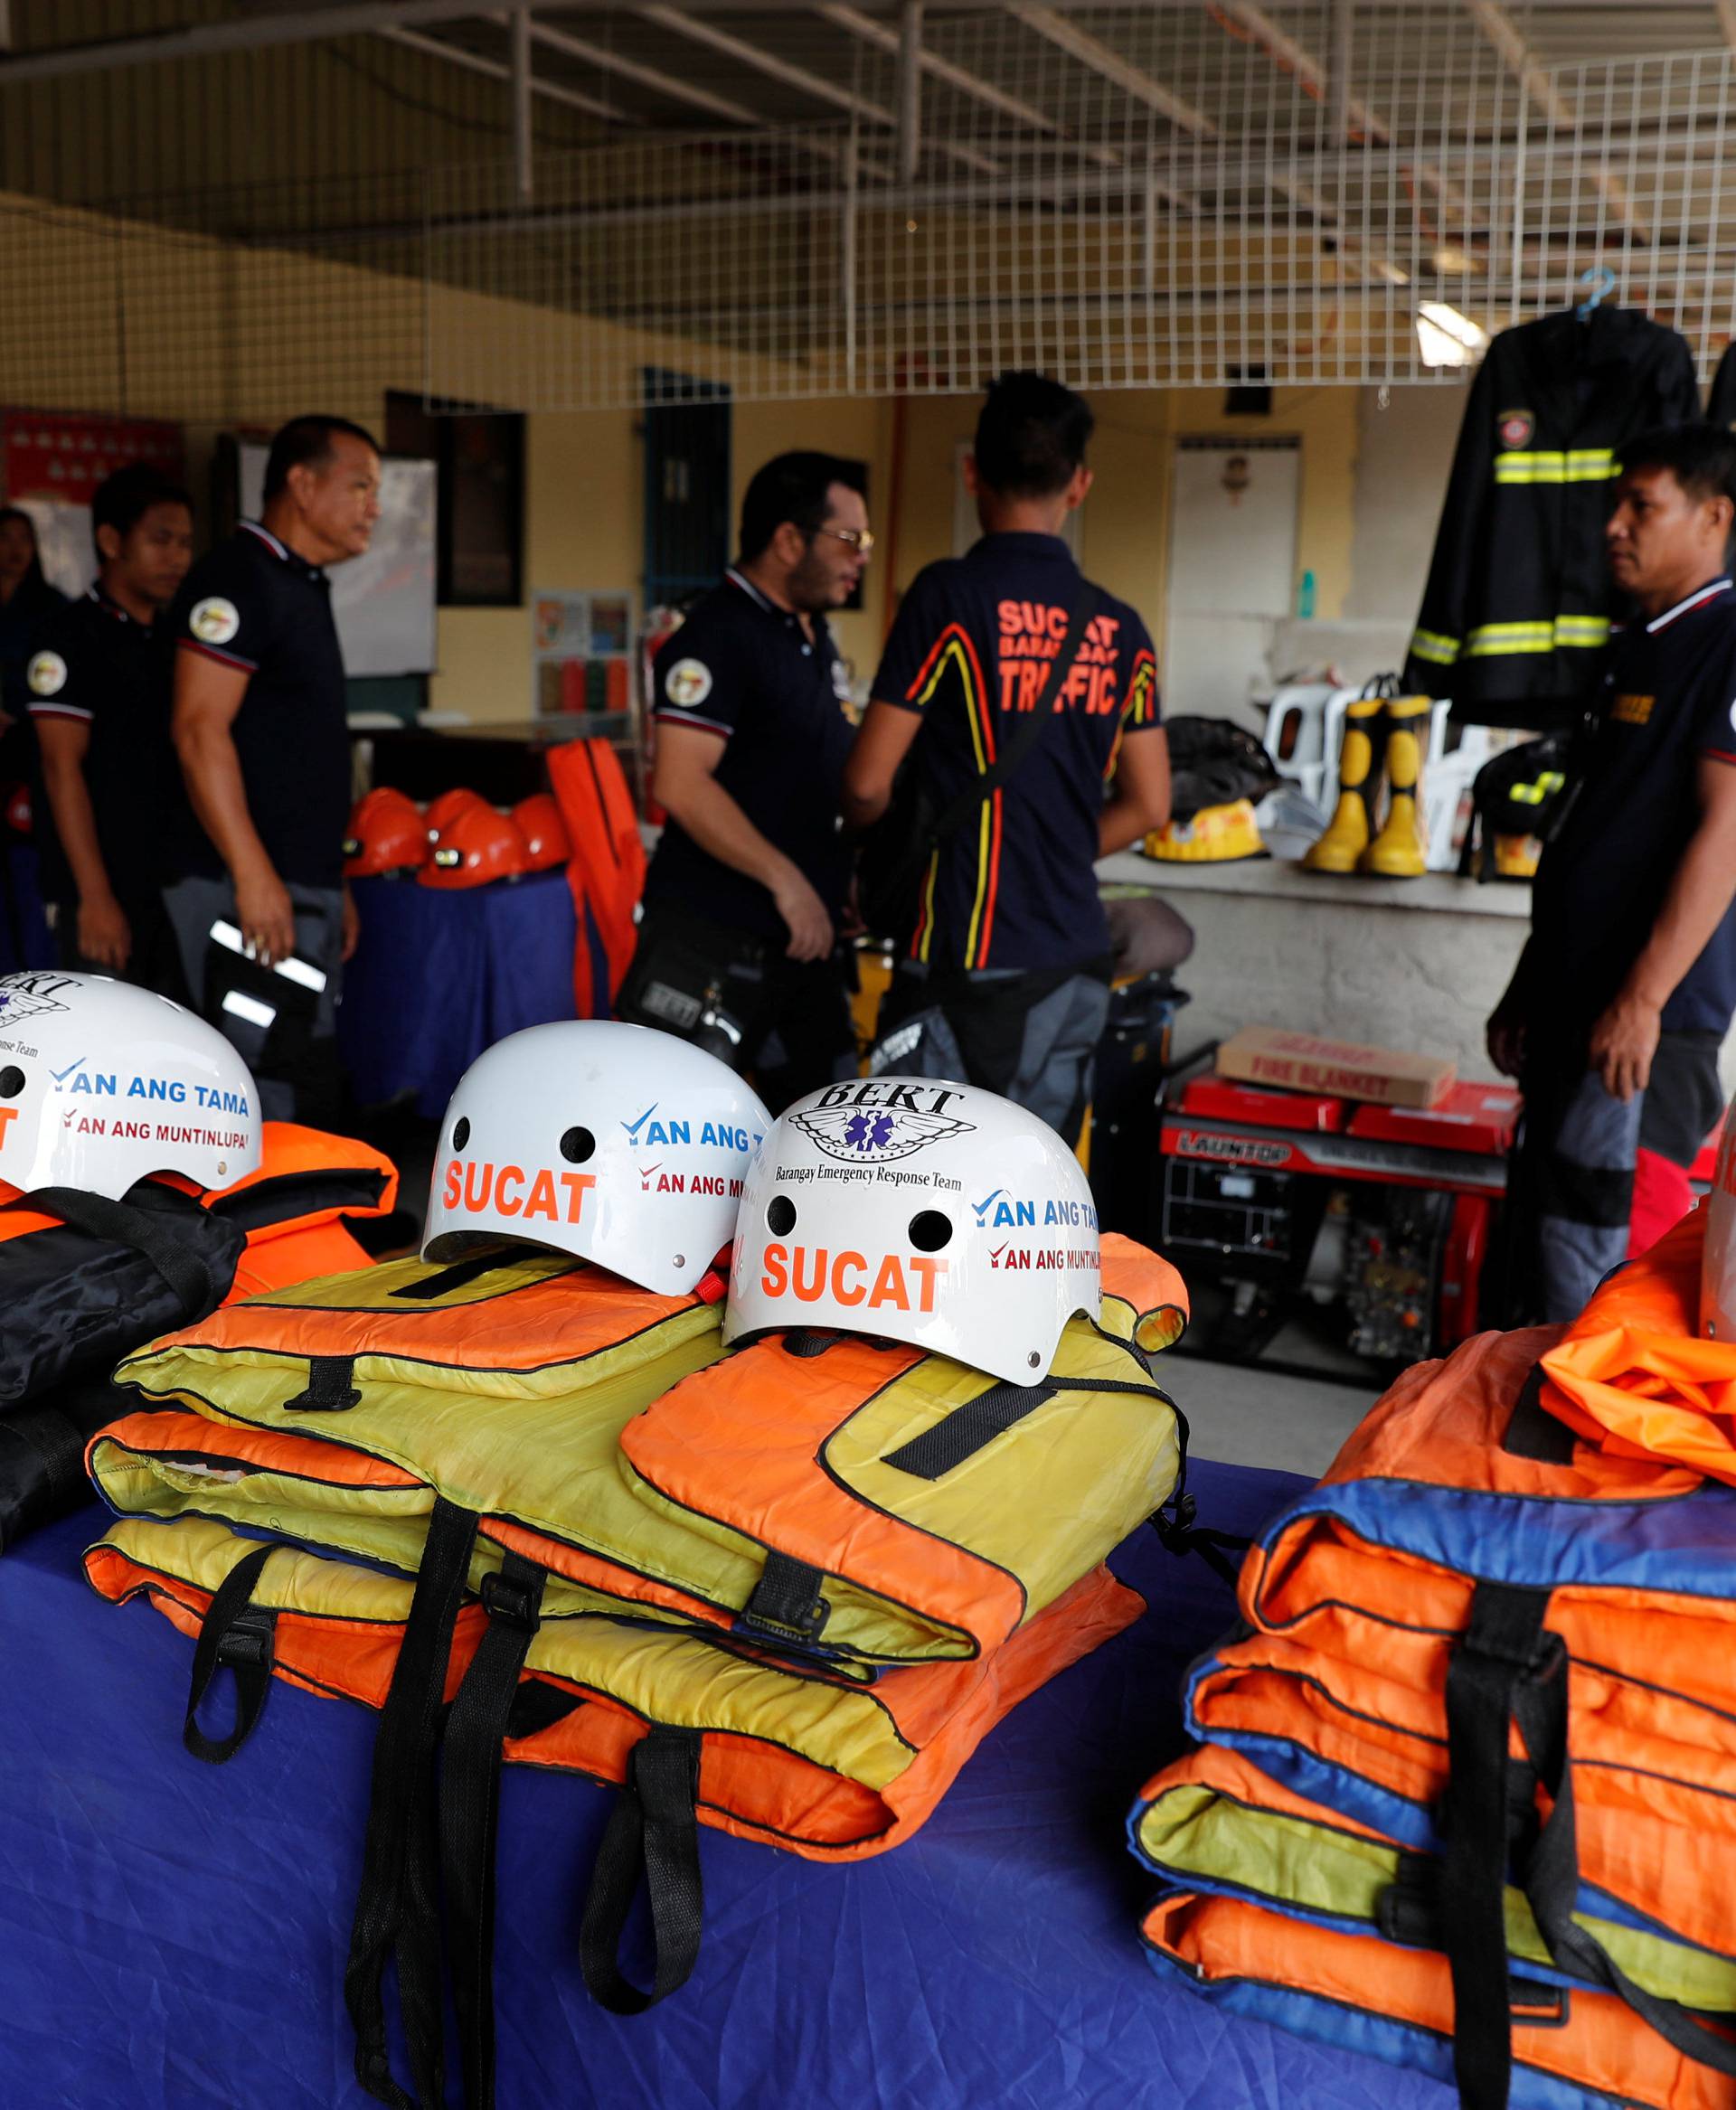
left=17, top=1183, right=231, bottom=1323
left=579, top=1722, right=706, bottom=2016
left=438, top=1551, right=545, bottom=2110
left=183, top=1542, right=277, bottom=1764
left=285, top=1354, right=363, bottom=1413
left=345, top=1495, right=479, bottom=2110
left=1440, top=1582, right=1736, bottom=2106
left=737, top=1550, right=831, bottom=1645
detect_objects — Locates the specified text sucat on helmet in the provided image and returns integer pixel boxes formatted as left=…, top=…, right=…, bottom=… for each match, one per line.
left=423, top=1019, right=770, bottom=1296
left=420, top=805, right=532, bottom=890
left=0, top=970, right=261, bottom=1199
left=512, top=793, right=571, bottom=873
left=1702, top=1107, right=1736, bottom=1339
left=343, top=787, right=429, bottom=879
left=724, top=1077, right=1100, bottom=1385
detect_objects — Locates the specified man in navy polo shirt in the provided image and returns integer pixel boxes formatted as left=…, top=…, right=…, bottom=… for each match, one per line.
left=617, top=451, right=869, bottom=1108
left=843, top=371, right=1171, bottom=1145
left=1489, top=423, right=1736, bottom=1318
left=165, top=413, right=380, bottom=1119
left=26, top=463, right=193, bottom=989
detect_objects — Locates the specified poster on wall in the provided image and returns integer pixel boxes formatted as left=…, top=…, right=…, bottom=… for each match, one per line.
left=4, top=409, right=186, bottom=598
left=532, top=589, right=635, bottom=720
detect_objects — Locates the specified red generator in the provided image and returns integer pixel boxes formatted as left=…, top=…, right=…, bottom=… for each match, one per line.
left=1156, top=1075, right=1520, bottom=1367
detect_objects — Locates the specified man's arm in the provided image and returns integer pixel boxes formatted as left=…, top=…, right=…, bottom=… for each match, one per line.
left=173, top=649, right=297, bottom=967
left=842, top=701, right=923, bottom=829
left=1099, top=726, right=1171, bottom=856
left=652, top=721, right=833, bottom=962
left=1589, top=756, right=1736, bottom=1100
left=35, top=719, right=130, bottom=970
left=1486, top=937, right=1541, bottom=1079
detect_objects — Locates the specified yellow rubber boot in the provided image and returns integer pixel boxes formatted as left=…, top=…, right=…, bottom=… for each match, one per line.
left=1303, top=699, right=1386, bottom=872
left=1359, top=696, right=1429, bottom=878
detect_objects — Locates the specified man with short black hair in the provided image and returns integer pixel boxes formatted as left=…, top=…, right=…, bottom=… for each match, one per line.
left=165, top=412, right=381, bottom=1118
left=616, top=449, right=869, bottom=1108
left=26, top=464, right=194, bottom=986
left=844, top=371, right=1171, bottom=1145
left=1490, top=421, right=1736, bottom=1317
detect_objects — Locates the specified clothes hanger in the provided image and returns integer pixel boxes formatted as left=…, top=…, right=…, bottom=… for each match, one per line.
left=1575, top=264, right=1618, bottom=321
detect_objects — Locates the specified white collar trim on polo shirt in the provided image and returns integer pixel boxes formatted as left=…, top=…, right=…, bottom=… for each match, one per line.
left=724, top=566, right=778, bottom=614
left=1646, top=578, right=1733, bottom=633
left=241, top=519, right=292, bottom=561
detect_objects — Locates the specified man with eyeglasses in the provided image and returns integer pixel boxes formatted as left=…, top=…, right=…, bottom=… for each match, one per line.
left=617, top=451, right=870, bottom=1108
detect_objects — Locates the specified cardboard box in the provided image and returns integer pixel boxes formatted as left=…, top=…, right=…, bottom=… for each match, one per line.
left=1215, top=1025, right=1455, bottom=1109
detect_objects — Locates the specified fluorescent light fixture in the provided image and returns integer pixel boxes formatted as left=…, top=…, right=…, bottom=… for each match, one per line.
left=1372, top=259, right=1411, bottom=286
left=1416, top=300, right=1489, bottom=368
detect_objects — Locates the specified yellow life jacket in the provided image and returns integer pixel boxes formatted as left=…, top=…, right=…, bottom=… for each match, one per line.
left=95, top=1233, right=1186, bottom=1672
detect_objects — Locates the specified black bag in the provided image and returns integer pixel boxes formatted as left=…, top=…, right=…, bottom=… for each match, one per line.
left=856, top=583, right=1099, bottom=942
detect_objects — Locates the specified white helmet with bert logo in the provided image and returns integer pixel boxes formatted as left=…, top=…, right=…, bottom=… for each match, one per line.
left=423, top=1019, right=769, bottom=1295
left=723, top=1075, right=1100, bottom=1383
left=0, top=971, right=260, bottom=1200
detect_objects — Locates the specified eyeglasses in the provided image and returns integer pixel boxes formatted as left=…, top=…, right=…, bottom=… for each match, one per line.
left=816, top=524, right=875, bottom=557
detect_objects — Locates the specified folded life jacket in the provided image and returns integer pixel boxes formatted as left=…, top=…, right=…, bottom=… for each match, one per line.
left=1132, top=1744, right=1736, bottom=2022
left=547, top=736, right=644, bottom=1013
left=0, top=1122, right=395, bottom=1550
left=1538, top=1209, right=1736, bottom=1482
left=94, top=1234, right=1186, bottom=1673
left=1140, top=1891, right=1736, bottom=2110
left=1138, top=1301, right=1736, bottom=2105
left=87, top=1231, right=1194, bottom=2079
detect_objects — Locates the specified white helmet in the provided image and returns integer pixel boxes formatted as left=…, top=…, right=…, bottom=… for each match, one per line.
left=1702, top=1109, right=1736, bottom=1338
left=723, top=1076, right=1100, bottom=1383
left=0, top=970, right=260, bottom=1201
left=422, top=1019, right=769, bottom=1296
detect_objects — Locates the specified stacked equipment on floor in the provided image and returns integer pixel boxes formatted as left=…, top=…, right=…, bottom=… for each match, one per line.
left=82, top=1022, right=1204, bottom=2108
left=1129, top=1206, right=1736, bottom=2108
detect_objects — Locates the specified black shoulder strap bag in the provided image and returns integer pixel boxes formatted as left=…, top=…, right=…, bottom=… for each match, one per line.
left=857, top=581, right=1099, bottom=945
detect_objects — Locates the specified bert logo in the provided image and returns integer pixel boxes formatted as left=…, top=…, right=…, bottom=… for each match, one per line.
left=441, top=1157, right=595, bottom=1224
left=760, top=1242, right=947, bottom=1313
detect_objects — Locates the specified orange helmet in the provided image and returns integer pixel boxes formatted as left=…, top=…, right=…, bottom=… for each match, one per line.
left=343, top=787, right=429, bottom=879
left=511, top=793, right=571, bottom=872
left=3, top=783, right=30, bottom=837
left=419, top=805, right=531, bottom=890
left=423, top=787, right=487, bottom=840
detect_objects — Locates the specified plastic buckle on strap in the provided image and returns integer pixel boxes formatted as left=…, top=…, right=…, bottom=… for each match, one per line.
left=1509, top=1977, right=1571, bottom=2030
left=480, top=1568, right=541, bottom=1634
left=215, top=1604, right=275, bottom=1672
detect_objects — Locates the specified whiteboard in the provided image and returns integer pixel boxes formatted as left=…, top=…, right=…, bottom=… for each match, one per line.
left=239, top=443, right=437, bottom=677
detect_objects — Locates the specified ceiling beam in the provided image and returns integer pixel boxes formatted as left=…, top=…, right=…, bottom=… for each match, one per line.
left=0, top=1, right=521, bottom=84
left=381, top=23, right=634, bottom=125
left=493, top=10, right=764, bottom=126
left=1463, top=0, right=1648, bottom=236
left=1721, top=0, right=1736, bottom=54
left=634, top=4, right=998, bottom=172
left=1002, top=5, right=1218, bottom=136
left=1212, top=0, right=1388, bottom=142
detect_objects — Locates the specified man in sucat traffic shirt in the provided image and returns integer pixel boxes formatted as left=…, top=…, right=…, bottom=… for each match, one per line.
left=1489, top=422, right=1736, bottom=1320
left=617, top=451, right=869, bottom=1110
left=165, top=414, right=381, bottom=1121
left=844, top=370, right=1170, bottom=1145
left=26, top=464, right=193, bottom=991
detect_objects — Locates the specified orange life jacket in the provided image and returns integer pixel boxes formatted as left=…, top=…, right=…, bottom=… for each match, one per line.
left=547, top=736, right=645, bottom=1013
left=1132, top=1293, right=1736, bottom=2105
left=0, top=1121, right=395, bottom=1549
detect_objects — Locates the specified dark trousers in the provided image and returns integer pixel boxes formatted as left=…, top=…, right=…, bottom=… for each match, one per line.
left=614, top=908, right=857, bottom=1114
left=1510, top=1026, right=1723, bottom=1323
left=48, top=890, right=190, bottom=1003
left=161, top=873, right=345, bottom=1125
left=869, top=961, right=1111, bottom=1148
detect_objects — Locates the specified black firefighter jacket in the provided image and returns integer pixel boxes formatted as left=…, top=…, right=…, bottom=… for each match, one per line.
left=1403, top=306, right=1700, bottom=730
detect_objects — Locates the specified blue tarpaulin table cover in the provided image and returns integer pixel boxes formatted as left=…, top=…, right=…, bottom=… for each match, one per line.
left=0, top=1460, right=1455, bottom=2110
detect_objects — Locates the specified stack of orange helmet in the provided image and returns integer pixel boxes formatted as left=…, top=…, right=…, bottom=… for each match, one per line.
left=510, top=793, right=571, bottom=873
left=343, top=787, right=428, bottom=879
left=420, top=787, right=532, bottom=890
